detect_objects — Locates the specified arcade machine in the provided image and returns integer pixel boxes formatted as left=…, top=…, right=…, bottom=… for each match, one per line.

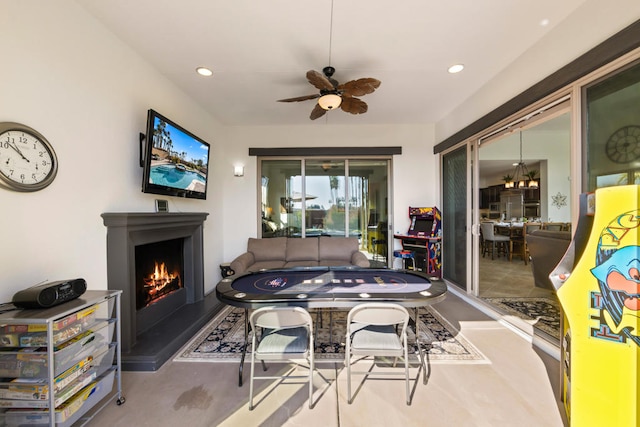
left=550, top=185, right=639, bottom=426
left=393, top=206, right=442, bottom=278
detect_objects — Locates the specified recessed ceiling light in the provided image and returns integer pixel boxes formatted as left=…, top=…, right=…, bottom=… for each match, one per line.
left=539, top=18, right=550, bottom=27
left=196, top=67, right=213, bottom=77
left=448, top=64, right=464, bottom=74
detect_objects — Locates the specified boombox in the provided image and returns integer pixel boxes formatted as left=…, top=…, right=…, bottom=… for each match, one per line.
left=12, top=278, right=87, bottom=309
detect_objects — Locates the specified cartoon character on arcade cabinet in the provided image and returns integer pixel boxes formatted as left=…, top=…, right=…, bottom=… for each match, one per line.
left=590, top=210, right=640, bottom=346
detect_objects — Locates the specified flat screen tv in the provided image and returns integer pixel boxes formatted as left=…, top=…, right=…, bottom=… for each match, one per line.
left=141, top=109, right=210, bottom=200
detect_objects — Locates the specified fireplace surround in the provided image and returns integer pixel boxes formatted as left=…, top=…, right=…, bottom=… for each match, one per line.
left=102, top=212, right=221, bottom=371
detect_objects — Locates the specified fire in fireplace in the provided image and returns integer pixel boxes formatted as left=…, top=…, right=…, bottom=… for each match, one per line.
left=135, top=238, right=185, bottom=318
left=139, top=260, right=182, bottom=309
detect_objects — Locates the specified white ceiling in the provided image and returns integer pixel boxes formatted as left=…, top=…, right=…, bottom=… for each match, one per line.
left=76, top=0, right=588, bottom=126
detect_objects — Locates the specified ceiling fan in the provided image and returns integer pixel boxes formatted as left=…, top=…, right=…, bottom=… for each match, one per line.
left=277, top=66, right=381, bottom=120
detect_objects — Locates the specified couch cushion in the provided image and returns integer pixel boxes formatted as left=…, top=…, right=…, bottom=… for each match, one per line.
left=284, top=261, right=320, bottom=268
left=286, top=238, right=319, bottom=262
left=248, top=237, right=287, bottom=261
left=318, top=236, right=358, bottom=261
left=248, top=260, right=287, bottom=272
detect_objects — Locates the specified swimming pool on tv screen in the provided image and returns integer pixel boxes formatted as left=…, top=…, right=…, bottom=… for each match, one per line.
left=150, top=164, right=205, bottom=190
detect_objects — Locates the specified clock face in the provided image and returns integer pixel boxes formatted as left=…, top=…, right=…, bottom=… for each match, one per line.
left=605, top=125, right=640, bottom=164
left=0, top=122, right=58, bottom=191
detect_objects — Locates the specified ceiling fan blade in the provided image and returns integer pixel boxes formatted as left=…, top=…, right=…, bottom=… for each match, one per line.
left=306, top=70, right=335, bottom=91
left=277, top=94, right=321, bottom=102
left=338, top=78, right=381, bottom=97
left=310, top=103, right=327, bottom=120
left=340, top=97, right=368, bottom=115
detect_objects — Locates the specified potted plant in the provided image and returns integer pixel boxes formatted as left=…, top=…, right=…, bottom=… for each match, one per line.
left=503, top=174, right=514, bottom=188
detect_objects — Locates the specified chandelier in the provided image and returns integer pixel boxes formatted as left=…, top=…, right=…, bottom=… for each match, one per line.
left=504, top=131, right=538, bottom=189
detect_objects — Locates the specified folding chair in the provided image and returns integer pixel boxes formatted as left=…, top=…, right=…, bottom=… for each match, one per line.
left=249, top=306, right=315, bottom=410
left=345, top=302, right=411, bottom=405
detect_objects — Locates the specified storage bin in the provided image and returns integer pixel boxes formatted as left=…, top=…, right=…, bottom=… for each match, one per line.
left=0, top=320, right=114, bottom=378
left=4, top=369, right=115, bottom=426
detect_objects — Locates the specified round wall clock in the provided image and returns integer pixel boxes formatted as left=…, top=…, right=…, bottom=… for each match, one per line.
left=0, top=122, right=58, bottom=192
left=605, top=125, right=640, bottom=164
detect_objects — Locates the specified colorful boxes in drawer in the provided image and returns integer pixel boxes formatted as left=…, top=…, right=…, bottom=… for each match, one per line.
left=0, top=320, right=113, bottom=378
left=0, top=306, right=97, bottom=348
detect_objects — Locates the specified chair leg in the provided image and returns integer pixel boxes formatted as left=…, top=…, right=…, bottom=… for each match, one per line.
left=308, top=353, right=314, bottom=408
left=405, top=353, right=410, bottom=405
left=346, top=342, right=352, bottom=404
left=249, top=349, right=256, bottom=410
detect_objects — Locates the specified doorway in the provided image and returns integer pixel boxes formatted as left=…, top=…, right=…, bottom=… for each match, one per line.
left=475, top=111, right=571, bottom=342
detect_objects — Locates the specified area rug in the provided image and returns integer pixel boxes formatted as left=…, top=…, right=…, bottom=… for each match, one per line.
left=174, top=306, right=489, bottom=364
left=483, top=297, right=560, bottom=339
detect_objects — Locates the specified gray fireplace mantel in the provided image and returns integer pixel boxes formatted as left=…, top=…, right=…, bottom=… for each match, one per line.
left=102, top=212, right=209, bottom=362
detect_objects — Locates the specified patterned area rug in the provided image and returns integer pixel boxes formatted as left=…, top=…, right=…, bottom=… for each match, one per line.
left=174, top=306, right=489, bottom=364
left=484, top=297, right=560, bottom=339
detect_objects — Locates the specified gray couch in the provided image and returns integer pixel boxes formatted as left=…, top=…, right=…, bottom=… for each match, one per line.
left=229, top=236, right=370, bottom=276
left=526, top=229, right=572, bottom=290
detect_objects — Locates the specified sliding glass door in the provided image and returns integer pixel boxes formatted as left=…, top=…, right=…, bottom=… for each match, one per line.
left=259, top=157, right=390, bottom=266
left=442, top=146, right=468, bottom=290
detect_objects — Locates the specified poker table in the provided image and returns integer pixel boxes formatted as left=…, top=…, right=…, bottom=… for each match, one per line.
left=215, top=267, right=447, bottom=385
left=216, top=266, right=446, bottom=309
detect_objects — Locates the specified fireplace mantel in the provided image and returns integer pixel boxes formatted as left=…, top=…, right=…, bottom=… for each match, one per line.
left=102, top=212, right=210, bottom=369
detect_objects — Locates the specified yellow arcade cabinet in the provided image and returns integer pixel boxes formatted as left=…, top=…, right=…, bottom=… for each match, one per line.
left=550, top=185, right=640, bottom=426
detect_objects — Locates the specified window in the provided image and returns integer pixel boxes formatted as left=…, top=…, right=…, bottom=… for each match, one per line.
left=258, top=157, right=391, bottom=266
left=584, top=59, right=640, bottom=191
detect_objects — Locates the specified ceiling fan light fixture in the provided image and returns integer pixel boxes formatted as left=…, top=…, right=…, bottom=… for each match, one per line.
left=318, top=93, right=342, bottom=110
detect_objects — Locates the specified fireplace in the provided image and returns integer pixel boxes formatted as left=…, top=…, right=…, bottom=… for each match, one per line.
left=135, top=238, right=185, bottom=333
left=102, top=212, right=220, bottom=371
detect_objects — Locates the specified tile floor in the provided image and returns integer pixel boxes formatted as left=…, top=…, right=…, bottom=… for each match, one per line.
left=87, top=291, right=567, bottom=427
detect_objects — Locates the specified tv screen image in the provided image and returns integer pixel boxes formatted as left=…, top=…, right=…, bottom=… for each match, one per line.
left=142, top=109, right=210, bottom=200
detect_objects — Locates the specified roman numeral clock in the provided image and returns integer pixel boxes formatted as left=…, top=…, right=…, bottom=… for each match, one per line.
left=605, top=125, right=640, bottom=164
left=0, top=122, right=58, bottom=191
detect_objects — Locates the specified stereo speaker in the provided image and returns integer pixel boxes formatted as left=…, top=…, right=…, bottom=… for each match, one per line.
left=12, top=278, right=87, bottom=309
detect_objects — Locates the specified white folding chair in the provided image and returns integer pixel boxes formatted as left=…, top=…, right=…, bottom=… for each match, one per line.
left=249, top=306, right=315, bottom=410
left=345, top=302, right=411, bottom=405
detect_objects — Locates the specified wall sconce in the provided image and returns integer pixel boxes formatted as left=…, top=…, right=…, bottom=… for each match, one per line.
left=234, top=165, right=244, bottom=177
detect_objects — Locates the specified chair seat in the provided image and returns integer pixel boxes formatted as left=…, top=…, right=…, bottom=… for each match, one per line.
left=490, top=235, right=510, bottom=242
left=256, top=327, right=309, bottom=356
left=350, top=324, right=402, bottom=352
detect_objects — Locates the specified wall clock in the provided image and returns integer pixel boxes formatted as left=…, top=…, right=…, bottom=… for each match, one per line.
left=605, top=125, right=640, bottom=164
left=0, top=122, right=58, bottom=192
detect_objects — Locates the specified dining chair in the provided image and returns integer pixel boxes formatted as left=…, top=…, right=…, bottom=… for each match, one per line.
left=345, top=302, right=411, bottom=405
left=510, top=222, right=542, bottom=264
left=249, top=306, right=315, bottom=410
left=480, top=222, right=510, bottom=260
